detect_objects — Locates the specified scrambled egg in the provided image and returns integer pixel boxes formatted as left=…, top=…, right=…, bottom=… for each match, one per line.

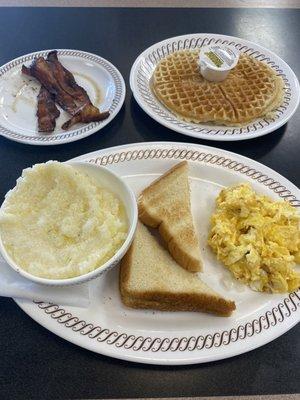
left=0, top=162, right=128, bottom=279
left=208, top=184, right=300, bottom=293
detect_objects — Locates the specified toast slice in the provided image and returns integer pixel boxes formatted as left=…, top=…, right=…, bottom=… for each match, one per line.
left=138, top=161, right=202, bottom=272
left=120, top=222, right=236, bottom=316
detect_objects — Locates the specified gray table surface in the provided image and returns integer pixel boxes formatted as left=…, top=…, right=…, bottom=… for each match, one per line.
left=0, top=7, right=299, bottom=400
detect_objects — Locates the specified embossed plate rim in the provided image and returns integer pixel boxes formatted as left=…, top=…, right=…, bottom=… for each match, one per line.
left=130, top=33, right=300, bottom=141
left=14, top=142, right=300, bottom=365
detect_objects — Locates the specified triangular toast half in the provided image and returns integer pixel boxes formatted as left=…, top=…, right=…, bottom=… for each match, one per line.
left=138, top=161, right=202, bottom=272
left=120, top=222, right=236, bottom=316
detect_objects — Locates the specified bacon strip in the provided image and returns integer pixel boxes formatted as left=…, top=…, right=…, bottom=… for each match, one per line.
left=22, top=51, right=109, bottom=130
left=46, top=51, right=91, bottom=110
left=36, top=86, right=60, bottom=132
left=62, top=105, right=110, bottom=130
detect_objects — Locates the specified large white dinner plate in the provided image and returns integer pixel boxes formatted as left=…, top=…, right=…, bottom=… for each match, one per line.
left=15, top=142, right=300, bottom=365
left=0, top=49, right=125, bottom=145
left=130, top=34, right=300, bottom=141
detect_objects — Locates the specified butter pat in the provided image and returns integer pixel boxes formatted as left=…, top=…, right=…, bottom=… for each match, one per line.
left=199, top=45, right=239, bottom=82
left=0, top=161, right=128, bottom=279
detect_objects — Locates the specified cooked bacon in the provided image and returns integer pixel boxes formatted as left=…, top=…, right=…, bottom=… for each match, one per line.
left=22, top=65, right=60, bottom=132
left=21, top=65, right=32, bottom=77
left=22, top=51, right=109, bottom=130
left=62, top=105, right=110, bottom=130
left=36, top=86, right=60, bottom=132
left=46, top=51, right=91, bottom=109
left=22, top=58, right=78, bottom=115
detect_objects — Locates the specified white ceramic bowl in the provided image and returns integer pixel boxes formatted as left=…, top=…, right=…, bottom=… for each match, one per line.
left=0, top=161, right=138, bottom=286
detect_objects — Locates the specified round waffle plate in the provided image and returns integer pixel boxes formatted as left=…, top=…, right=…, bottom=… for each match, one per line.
left=130, top=34, right=300, bottom=141
left=0, top=49, right=125, bottom=145
left=14, top=142, right=300, bottom=365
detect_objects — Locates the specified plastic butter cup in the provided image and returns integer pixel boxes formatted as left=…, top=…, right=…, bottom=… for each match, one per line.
left=199, top=45, right=240, bottom=82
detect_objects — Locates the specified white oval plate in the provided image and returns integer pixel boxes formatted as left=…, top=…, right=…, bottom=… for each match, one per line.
left=130, top=34, right=300, bottom=141
left=0, top=49, right=125, bottom=145
left=15, top=142, right=300, bottom=365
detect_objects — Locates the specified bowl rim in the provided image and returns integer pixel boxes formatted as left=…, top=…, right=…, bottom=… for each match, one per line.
left=0, top=161, right=138, bottom=286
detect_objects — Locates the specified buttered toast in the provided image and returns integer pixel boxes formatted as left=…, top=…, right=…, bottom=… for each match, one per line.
left=138, top=161, right=202, bottom=272
left=120, top=222, right=236, bottom=316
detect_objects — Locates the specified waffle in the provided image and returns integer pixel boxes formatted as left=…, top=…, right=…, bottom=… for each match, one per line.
left=151, top=50, right=284, bottom=126
left=152, top=50, right=200, bottom=86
